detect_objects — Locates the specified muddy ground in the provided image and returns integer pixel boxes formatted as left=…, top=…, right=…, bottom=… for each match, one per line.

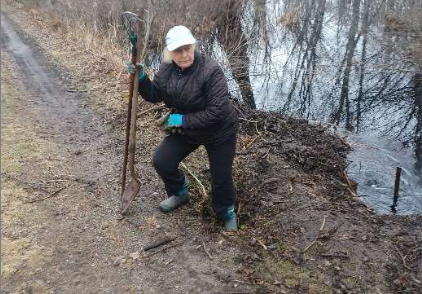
left=1, top=2, right=421, bottom=293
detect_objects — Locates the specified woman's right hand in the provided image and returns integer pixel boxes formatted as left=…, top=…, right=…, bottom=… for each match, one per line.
left=126, top=62, right=146, bottom=80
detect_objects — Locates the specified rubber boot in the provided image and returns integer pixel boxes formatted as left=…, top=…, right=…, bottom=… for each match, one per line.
left=159, top=176, right=189, bottom=213
left=224, top=206, right=238, bottom=231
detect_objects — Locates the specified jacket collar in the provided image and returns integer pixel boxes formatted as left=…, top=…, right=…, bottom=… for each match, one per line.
left=172, top=51, right=201, bottom=75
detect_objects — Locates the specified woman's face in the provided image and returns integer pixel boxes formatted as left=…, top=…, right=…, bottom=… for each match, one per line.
left=170, top=44, right=195, bottom=70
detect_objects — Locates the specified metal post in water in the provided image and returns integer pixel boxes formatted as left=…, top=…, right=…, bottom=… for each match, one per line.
left=391, top=167, right=402, bottom=213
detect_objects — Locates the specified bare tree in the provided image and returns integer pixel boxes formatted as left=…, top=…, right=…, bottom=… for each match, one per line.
left=331, top=0, right=361, bottom=130
left=214, top=0, right=256, bottom=108
left=413, top=74, right=422, bottom=173
left=356, top=0, right=371, bottom=132
left=24, top=0, right=258, bottom=108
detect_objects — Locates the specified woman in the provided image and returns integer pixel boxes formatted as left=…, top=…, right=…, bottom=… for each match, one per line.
left=129, top=25, right=238, bottom=231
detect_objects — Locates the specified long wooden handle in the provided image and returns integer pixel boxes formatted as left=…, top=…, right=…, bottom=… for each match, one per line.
left=120, top=45, right=138, bottom=196
left=127, top=21, right=143, bottom=180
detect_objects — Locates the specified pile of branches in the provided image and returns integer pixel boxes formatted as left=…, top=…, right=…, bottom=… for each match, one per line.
left=234, top=101, right=351, bottom=176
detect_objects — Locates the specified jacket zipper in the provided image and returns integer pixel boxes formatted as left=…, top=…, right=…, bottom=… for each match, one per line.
left=175, top=69, right=183, bottom=109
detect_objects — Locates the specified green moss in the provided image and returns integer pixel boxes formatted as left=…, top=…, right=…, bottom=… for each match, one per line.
left=256, top=257, right=330, bottom=293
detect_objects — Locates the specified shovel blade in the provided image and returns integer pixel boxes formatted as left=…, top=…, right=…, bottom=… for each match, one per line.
left=121, top=179, right=140, bottom=214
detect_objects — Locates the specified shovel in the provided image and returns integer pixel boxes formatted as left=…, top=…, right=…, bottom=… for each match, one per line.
left=120, top=12, right=143, bottom=214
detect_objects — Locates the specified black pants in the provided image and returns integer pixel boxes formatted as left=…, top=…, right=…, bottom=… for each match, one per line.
left=152, top=133, right=236, bottom=218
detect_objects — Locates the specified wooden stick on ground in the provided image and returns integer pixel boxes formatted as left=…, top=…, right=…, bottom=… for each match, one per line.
left=180, top=162, right=207, bottom=199
left=342, top=171, right=353, bottom=188
left=143, top=242, right=182, bottom=259
left=257, top=239, right=268, bottom=250
left=201, top=238, right=213, bottom=260
left=243, top=134, right=261, bottom=150
left=302, top=216, right=326, bottom=253
left=143, top=236, right=177, bottom=251
left=137, top=103, right=165, bottom=117
left=392, top=244, right=412, bottom=271
left=24, top=186, right=67, bottom=203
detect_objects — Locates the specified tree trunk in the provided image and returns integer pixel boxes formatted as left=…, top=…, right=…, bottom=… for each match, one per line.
left=414, top=72, right=422, bottom=174
left=356, top=0, right=370, bottom=132
left=216, top=0, right=256, bottom=109
left=332, top=0, right=361, bottom=130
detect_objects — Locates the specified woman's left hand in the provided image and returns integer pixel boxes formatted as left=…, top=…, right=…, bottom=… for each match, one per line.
left=166, top=114, right=184, bottom=127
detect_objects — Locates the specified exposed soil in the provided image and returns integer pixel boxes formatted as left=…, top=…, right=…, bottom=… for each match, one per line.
left=1, top=2, right=421, bottom=293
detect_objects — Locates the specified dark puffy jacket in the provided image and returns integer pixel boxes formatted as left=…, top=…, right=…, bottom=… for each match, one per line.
left=138, top=52, right=238, bottom=145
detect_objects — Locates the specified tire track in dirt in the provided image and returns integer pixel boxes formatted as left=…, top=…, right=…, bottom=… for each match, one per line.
left=1, top=11, right=250, bottom=294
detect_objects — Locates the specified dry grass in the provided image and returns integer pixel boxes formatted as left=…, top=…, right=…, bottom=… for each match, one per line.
left=23, top=3, right=128, bottom=73
left=13, top=0, right=250, bottom=58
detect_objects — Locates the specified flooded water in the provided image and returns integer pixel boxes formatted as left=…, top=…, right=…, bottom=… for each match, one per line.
left=345, top=131, right=422, bottom=215
left=236, top=0, right=422, bottom=214
left=143, top=0, right=422, bottom=215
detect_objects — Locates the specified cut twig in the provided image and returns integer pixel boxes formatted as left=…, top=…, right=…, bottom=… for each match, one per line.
left=237, top=201, right=242, bottom=219
left=392, top=244, right=412, bottom=271
left=347, top=187, right=358, bottom=197
left=342, top=171, right=358, bottom=197
left=67, top=89, right=88, bottom=92
left=243, top=135, right=260, bottom=150
left=260, top=147, right=272, bottom=159
left=338, top=136, right=350, bottom=147
left=288, top=182, right=293, bottom=192
left=319, top=252, right=349, bottom=259
left=143, top=236, right=176, bottom=251
left=260, top=178, right=279, bottom=189
left=319, top=216, right=327, bottom=231
left=137, top=103, right=165, bottom=117
left=180, top=162, right=207, bottom=199
left=342, top=171, right=353, bottom=188
left=302, top=216, right=326, bottom=253
left=238, top=117, right=259, bottom=123
left=164, top=258, right=174, bottom=265
left=231, top=280, right=251, bottom=285
left=143, top=242, right=181, bottom=259
left=24, top=186, right=67, bottom=203
left=256, top=239, right=268, bottom=250
left=302, top=241, right=317, bottom=254
left=318, top=222, right=342, bottom=241
left=201, top=238, right=214, bottom=260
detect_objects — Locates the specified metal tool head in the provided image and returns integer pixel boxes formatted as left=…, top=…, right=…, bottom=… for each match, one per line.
left=122, top=11, right=143, bottom=32
left=122, top=11, right=142, bottom=22
left=121, top=178, right=141, bottom=215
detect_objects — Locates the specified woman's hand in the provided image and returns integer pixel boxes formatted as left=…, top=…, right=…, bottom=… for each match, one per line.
left=166, top=114, right=184, bottom=127
left=126, top=62, right=146, bottom=80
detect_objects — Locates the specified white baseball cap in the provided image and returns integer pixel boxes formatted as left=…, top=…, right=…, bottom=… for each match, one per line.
left=165, top=26, right=196, bottom=51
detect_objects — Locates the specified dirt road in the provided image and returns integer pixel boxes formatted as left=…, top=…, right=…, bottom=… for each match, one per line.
left=1, top=13, right=249, bottom=294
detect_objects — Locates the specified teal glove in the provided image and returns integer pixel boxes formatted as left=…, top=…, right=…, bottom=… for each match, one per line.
left=129, top=32, right=137, bottom=56
left=167, top=114, right=184, bottom=127
left=129, top=32, right=137, bottom=47
left=126, top=62, right=146, bottom=80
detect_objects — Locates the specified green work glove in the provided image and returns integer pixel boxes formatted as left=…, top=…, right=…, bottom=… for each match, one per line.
left=126, top=62, right=146, bottom=80
left=166, top=114, right=184, bottom=127
left=129, top=32, right=137, bottom=47
left=129, top=32, right=137, bottom=56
